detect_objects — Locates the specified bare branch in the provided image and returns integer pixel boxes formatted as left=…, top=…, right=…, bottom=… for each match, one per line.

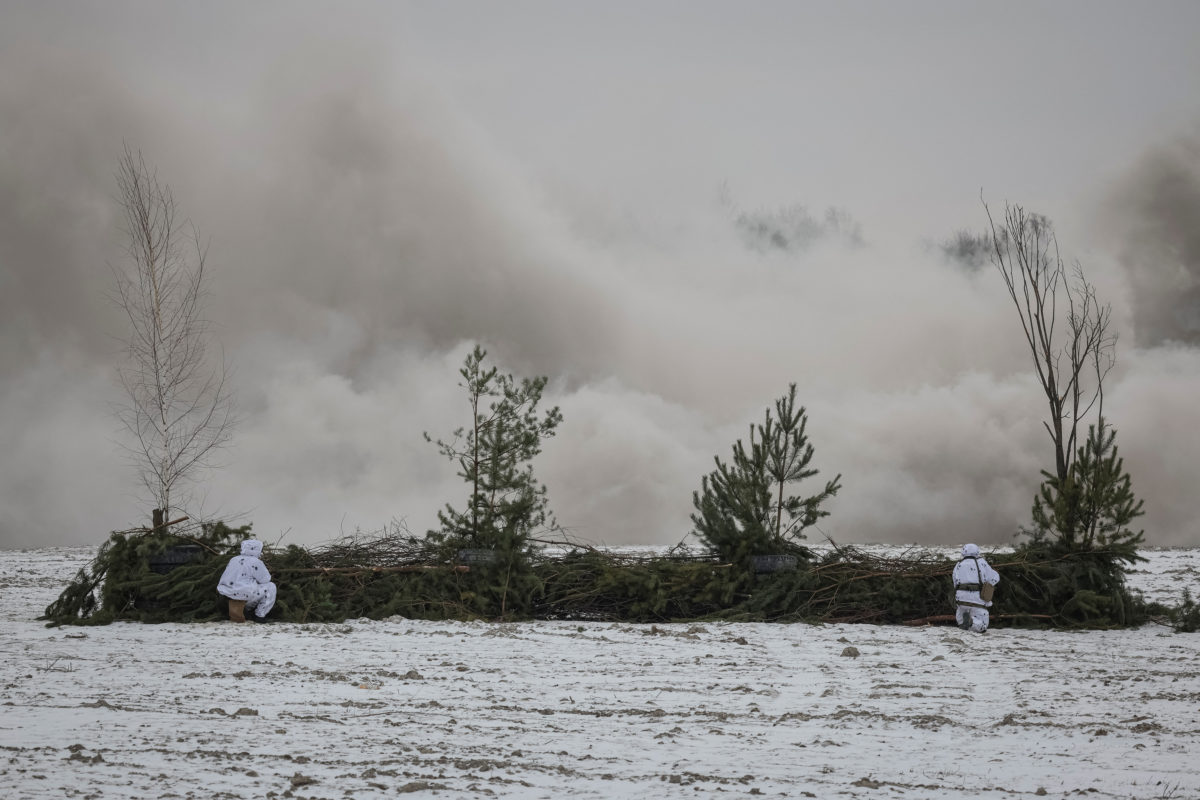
left=984, top=198, right=1116, bottom=485
left=111, top=146, right=237, bottom=525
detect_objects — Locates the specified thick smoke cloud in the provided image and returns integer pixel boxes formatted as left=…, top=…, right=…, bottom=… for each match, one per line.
left=1101, top=133, right=1200, bottom=347
left=2, top=6, right=1198, bottom=550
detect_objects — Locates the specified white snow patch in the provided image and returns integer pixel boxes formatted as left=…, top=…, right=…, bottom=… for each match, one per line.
left=1, top=546, right=1197, bottom=799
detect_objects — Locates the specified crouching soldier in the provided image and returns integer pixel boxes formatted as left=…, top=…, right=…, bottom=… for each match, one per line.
left=217, top=539, right=276, bottom=623
left=953, top=543, right=1000, bottom=633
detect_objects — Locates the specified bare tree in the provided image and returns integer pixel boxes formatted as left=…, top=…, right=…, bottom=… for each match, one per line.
left=984, top=200, right=1115, bottom=486
left=112, top=146, right=235, bottom=528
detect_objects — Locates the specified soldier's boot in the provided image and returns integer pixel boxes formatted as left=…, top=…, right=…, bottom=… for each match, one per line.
left=228, top=599, right=246, bottom=623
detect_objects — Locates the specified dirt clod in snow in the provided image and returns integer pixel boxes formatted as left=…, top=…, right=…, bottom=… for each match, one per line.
left=289, top=772, right=316, bottom=787
left=399, top=781, right=447, bottom=793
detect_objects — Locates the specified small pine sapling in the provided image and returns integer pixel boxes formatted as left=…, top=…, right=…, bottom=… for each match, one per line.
left=692, top=384, right=841, bottom=566
left=425, top=345, right=562, bottom=617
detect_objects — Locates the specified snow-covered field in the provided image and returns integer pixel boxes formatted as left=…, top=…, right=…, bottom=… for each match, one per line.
left=2, top=546, right=1198, bottom=800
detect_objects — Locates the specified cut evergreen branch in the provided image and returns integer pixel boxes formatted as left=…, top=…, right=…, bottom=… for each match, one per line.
left=45, top=527, right=1164, bottom=629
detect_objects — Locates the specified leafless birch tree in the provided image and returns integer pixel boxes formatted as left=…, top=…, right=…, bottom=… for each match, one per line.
left=984, top=200, right=1115, bottom=485
left=112, top=146, right=235, bottom=528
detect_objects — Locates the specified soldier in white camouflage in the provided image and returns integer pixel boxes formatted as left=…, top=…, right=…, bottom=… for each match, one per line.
left=952, top=543, right=1000, bottom=633
left=217, top=539, right=276, bottom=623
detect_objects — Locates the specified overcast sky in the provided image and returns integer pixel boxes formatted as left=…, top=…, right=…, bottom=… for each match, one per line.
left=2, top=2, right=1199, bottom=549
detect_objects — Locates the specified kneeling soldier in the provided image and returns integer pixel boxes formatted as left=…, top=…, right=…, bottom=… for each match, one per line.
left=953, top=543, right=1000, bottom=633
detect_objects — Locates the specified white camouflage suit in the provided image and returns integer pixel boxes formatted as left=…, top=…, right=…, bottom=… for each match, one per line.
left=217, top=539, right=276, bottom=619
left=952, top=543, right=1000, bottom=633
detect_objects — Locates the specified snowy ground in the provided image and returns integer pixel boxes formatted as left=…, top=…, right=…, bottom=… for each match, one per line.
left=1, top=546, right=1198, bottom=800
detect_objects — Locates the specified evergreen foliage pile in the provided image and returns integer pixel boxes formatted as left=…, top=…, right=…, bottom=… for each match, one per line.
left=44, top=528, right=1163, bottom=630
left=43, top=521, right=250, bottom=625
left=1167, top=589, right=1200, bottom=634
left=534, top=548, right=738, bottom=621
left=988, top=544, right=1144, bottom=628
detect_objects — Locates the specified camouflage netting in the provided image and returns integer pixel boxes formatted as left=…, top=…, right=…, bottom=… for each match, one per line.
left=43, top=524, right=1175, bottom=629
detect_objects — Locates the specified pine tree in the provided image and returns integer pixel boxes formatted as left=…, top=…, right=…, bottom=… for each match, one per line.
left=692, top=384, right=841, bottom=565
left=1017, top=418, right=1146, bottom=627
left=425, top=345, right=562, bottom=616
left=1031, top=417, right=1144, bottom=562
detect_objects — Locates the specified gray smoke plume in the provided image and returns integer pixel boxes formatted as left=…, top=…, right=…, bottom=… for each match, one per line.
left=3, top=4, right=1199, bottom=550
left=1102, top=133, right=1200, bottom=347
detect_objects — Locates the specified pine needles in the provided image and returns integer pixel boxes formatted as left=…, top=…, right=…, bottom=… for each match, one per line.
left=43, top=527, right=1161, bottom=630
